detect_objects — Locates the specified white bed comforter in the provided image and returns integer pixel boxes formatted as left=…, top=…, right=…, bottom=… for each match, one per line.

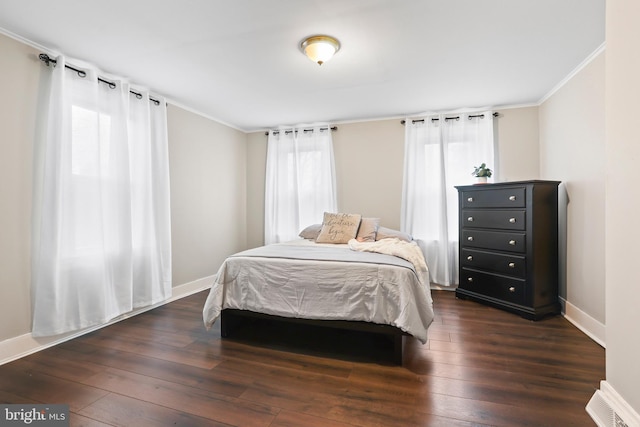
left=202, top=239, right=434, bottom=343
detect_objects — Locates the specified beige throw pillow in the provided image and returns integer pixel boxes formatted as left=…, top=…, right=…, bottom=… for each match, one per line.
left=356, top=217, right=380, bottom=242
left=316, top=212, right=362, bottom=244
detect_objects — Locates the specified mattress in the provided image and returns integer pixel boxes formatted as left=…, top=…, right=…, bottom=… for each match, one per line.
left=202, top=239, right=434, bottom=343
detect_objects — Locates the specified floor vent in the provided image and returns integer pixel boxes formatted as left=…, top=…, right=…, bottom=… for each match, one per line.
left=617, top=413, right=631, bottom=427
left=586, top=381, right=639, bottom=427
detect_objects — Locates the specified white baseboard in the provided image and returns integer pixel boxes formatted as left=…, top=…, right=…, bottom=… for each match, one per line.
left=587, top=381, right=640, bottom=427
left=0, top=275, right=214, bottom=366
left=559, top=296, right=606, bottom=348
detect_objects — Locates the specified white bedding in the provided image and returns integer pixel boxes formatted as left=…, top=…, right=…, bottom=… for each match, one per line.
left=202, top=239, right=434, bottom=343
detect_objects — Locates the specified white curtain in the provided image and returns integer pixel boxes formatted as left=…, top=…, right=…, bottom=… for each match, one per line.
left=264, top=126, right=337, bottom=244
left=32, top=56, right=172, bottom=337
left=401, top=112, right=495, bottom=286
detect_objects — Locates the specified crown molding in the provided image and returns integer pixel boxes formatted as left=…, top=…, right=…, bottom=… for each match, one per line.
left=538, top=42, right=606, bottom=105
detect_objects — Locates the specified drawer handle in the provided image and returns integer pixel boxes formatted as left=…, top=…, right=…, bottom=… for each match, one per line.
left=509, top=195, right=517, bottom=201
left=467, top=197, right=474, bottom=202
left=509, top=287, right=516, bottom=292
left=509, top=239, right=516, bottom=246
left=508, top=262, right=515, bottom=268
left=467, top=216, right=474, bottom=222
left=509, top=218, right=516, bottom=223
left=467, top=255, right=473, bottom=261
left=468, top=277, right=473, bottom=283
left=467, top=236, right=474, bottom=241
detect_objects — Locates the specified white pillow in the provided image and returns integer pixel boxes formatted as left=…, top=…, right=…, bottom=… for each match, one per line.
left=299, top=224, right=322, bottom=240
left=375, top=226, right=412, bottom=242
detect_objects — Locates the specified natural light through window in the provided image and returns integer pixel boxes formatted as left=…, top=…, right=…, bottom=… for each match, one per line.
left=71, top=105, right=111, bottom=176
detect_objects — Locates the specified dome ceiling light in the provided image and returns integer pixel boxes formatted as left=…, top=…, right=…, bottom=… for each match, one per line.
left=300, top=35, right=340, bottom=66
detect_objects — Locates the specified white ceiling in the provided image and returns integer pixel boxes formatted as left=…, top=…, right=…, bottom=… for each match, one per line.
left=0, top=0, right=604, bottom=132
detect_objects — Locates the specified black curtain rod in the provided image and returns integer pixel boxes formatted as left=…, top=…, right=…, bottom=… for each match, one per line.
left=265, top=126, right=338, bottom=136
left=401, top=112, right=499, bottom=125
left=39, top=53, right=161, bottom=106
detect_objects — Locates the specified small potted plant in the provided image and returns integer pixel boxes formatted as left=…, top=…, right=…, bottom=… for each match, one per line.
left=472, top=163, right=492, bottom=184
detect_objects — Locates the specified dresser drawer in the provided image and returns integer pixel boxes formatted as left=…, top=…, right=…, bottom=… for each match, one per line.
left=462, top=209, right=525, bottom=231
left=462, top=187, right=526, bottom=208
left=461, top=248, right=526, bottom=278
left=462, top=230, right=526, bottom=253
left=460, top=268, right=526, bottom=305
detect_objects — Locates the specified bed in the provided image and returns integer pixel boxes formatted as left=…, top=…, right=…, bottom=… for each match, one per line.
left=202, top=218, right=434, bottom=364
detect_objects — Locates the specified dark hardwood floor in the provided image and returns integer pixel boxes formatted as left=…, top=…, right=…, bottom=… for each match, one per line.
left=0, top=290, right=604, bottom=426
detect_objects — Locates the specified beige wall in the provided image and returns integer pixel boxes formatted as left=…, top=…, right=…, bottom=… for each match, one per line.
left=333, top=119, right=405, bottom=229
left=539, top=52, right=606, bottom=326
left=606, top=0, right=640, bottom=414
left=168, top=105, right=247, bottom=285
left=0, top=33, right=248, bottom=344
left=495, top=107, right=540, bottom=181
left=246, top=131, right=267, bottom=249
left=0, top=34, right=39, bottom=342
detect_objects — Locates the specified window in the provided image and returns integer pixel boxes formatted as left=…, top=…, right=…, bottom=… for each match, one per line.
left=402, top=113, right=495, bottom=286
left=71, top=105, right=111, bottom=176
left=32, top=56, right=171, bottom=337
left=264, top=127, right=337, bottom=244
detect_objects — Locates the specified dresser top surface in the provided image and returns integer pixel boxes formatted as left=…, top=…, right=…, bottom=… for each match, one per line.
left=455, top=180, right=561, bottom=191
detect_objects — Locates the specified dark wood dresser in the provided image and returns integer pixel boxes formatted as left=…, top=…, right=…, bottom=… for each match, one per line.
left=455, top=180, right=560, bottom=319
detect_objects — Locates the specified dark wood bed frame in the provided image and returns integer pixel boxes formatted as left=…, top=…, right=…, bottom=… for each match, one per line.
left=220, top=309, right=408, bottom=365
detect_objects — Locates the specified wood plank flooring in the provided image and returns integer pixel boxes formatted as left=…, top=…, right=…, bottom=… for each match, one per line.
left=0, top=290, right=604, bottom=426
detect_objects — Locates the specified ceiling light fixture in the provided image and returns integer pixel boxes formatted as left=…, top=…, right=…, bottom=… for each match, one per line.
left=300, top=35, right=340, bottom=66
